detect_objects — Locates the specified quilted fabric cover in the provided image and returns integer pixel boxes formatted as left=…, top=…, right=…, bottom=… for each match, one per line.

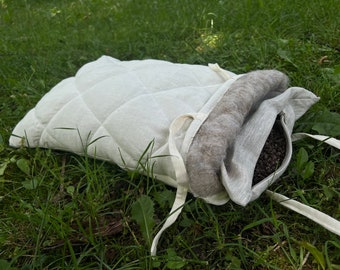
left=9, top=56, right=239, bottom=189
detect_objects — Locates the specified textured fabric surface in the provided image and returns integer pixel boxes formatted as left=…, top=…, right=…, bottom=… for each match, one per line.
left=186, top=70, right=289, bottom=197
left=9, top=56, right=238, bottom=190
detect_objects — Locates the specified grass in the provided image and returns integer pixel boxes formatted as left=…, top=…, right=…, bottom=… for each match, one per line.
left=0, top=0, right=339, bottom=269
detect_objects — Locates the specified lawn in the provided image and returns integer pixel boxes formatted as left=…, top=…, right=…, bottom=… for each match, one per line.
left=0, top=0, right=339, bottom=269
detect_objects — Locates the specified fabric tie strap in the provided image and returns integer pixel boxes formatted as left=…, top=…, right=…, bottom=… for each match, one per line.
left=292, top=133, right=340, bottom=148
left=151, top=114, right=204, bottom=255
left=266, top=190, right=340, bottom=236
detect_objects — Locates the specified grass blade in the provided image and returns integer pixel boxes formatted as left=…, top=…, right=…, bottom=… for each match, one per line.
left=131, top=195, right=155, bottom=247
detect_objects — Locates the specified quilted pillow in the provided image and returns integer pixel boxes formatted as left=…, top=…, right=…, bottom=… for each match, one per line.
left=10, top=56, right=325, bottom=254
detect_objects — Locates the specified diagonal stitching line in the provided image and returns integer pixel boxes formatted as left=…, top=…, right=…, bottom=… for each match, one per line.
left=39, top=60, right=223, bottom=152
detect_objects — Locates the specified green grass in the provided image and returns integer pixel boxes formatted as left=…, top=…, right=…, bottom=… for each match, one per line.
left=1, top=0, right=339, bottom=269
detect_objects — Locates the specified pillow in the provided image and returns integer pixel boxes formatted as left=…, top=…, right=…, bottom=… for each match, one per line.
left=10, top=56, right=329, bottom=254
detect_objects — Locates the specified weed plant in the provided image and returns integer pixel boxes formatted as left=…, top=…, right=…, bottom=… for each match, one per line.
left=0, top=0, right=339, bottom=269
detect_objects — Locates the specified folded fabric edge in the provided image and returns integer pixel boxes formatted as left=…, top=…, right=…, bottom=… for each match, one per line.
left=186, top=70, right=290, bottom=199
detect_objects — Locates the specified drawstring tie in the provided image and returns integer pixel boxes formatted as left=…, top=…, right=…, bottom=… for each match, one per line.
left=151, top=113, right=204, bottom=255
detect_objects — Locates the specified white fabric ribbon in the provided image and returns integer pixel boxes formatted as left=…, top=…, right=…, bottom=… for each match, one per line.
left=151, top=113, right=203, bottom=255
left=266, top=190, right=340, bottom=236
left=292, top=133, right=340, bottom=148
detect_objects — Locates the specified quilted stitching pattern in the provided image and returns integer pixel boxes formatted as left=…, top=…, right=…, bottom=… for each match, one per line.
left=10, top=56, right=235, bottom=174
